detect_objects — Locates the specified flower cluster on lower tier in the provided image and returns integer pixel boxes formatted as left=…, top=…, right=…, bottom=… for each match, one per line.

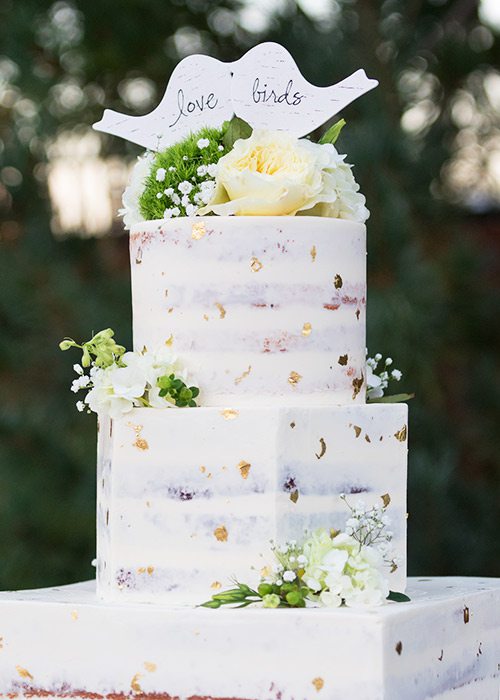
left=202, top=495, right=408, bottom=610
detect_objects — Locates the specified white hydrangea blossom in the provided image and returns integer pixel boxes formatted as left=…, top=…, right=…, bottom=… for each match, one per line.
left=301, top=530, right=389, bottom=608
left=118, top=151, right=155, bottom=231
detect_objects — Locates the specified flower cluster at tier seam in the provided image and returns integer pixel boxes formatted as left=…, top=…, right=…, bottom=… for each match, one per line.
left=60, top=329, right=199, bottom=418
left=202, top=494, right=408, bottom=610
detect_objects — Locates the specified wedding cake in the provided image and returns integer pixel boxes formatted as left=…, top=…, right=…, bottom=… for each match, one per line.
left=1, top=42, right=499, bottom=700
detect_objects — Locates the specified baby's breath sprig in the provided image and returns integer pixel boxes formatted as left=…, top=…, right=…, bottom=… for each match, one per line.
left=366, top=352, right=414, bottom=403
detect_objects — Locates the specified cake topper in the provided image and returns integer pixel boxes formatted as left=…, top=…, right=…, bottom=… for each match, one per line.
left=93, top=42, right=378, bottom=151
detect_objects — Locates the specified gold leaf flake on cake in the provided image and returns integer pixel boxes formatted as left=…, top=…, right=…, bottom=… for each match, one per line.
left=334, top=274, right=343, bottom=289
left=290, top=489, right=299, bottom=504
left=338, top=354, right=348, bottom=365
left=203, top=314, right=209, bottom=321
left=128, top=424, right=149, bottom=451
left=0, top=637, right=3, bottom=650
left=381, top=493, right=391, bottom=508
left=144, top=661, right=157, bottom=673
left=215, top=302, right=226, bottom=319
left=131, top=673, right=143, bottom=693
left=165, top=334, right=174, bottom=346
left=235, top=365, right=252, bottom=385
left=355, top=309, right=361, bottom=320
left=290, top=421, right=296, bottom=429
left=135, top=247, right=143, bottom=265
left=352, top=372, right=364, bottom=399
left=365, top=434, right=371, bottom=443
left=261, top=566, right=272, bottom=578
left=288, top=370, right=302, bottom=386
left=390, top=561, right=398, bottom=573
left=221, top=408, right=239, bottom=420
left=191, top=221, right=206, bottom=240
left=315, top=438, right=327, bottom=460
left=70, top=610, right=79, bottom=621
left=214, top=525, right=228, bottom=542
left=238, top=460, right=251, bottom=479
left=310, top=245, right=317, bottom=262
left=353, top=425, right=362, bottom=438
left=312, top=677, right=324, bottom=692
left=200, top=466, right=206, bottom=473
left=463, top=606, right=470, bottom=624
left=16, top=666, right=33, bottom=680
left=250, top=256, right=263, bottom=272
left=168, top=307, right=174, bottom=314
left=394, top=425, right=407, bottom=442
left=211, top=581, right=222, bottom=590
left=302, top=322, right=312, bottom=337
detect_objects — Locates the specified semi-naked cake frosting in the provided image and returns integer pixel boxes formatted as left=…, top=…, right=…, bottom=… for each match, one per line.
left=130, top=216, right=367, bottom=405
left=95, top=215, right=408, bottom=604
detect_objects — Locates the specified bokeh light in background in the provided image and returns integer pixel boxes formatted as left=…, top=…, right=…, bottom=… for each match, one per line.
left=34, top=0, right=500, bottom=237
left=0, top=0, right=499, bottom=590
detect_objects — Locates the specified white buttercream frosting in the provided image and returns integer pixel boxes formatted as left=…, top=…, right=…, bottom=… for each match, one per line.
left=96, top=403, right=408, bottom=604
left=130, top=216, right=366, bottom=406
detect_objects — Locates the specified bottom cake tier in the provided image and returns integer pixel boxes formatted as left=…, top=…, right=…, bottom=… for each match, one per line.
left=97, top=404, right=408, bottom=604
left=0, top=578, right=499, bottom=699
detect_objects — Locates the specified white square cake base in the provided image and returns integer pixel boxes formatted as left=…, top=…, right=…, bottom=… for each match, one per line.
left=0, top=577, right=499, bottom=699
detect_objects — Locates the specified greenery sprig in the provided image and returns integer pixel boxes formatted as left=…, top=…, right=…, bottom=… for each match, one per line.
left=59, top=328, right=126, bottom=369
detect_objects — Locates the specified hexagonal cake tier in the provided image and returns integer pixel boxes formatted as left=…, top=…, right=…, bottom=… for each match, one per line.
left=97, top=403, right=408, bottom=604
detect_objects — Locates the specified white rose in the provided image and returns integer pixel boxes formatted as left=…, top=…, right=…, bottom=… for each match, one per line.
left=197, top=129, right=368, bottom=222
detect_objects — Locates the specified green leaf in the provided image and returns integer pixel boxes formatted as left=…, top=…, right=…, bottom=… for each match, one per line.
left=223, top=116, right=252, bottom=150
left=368, top=393, right=415, bottom=404
left=199, top=599, right=222, bottom=609
left=319, top=118, right=346, bottom=145
left=387, top=590, right=411, bottom=603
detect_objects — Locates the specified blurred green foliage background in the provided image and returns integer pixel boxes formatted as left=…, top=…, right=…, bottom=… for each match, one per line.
left=0, top=0, right=499, bottom=590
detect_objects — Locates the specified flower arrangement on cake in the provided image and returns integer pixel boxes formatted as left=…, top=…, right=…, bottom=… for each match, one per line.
left=60, top=329, right=199, bottom=418
left=120, top=116, right=369, bottom=228
left=202, top=494, right=409, bottom=609
left=56, top=43, right=413, bottom=611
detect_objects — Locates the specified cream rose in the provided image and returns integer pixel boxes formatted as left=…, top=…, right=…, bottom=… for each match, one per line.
left=197, top=129, right=369, bottom=222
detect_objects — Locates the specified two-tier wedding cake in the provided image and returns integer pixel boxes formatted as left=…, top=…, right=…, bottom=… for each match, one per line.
left=1, top=43, right=499, bottom=700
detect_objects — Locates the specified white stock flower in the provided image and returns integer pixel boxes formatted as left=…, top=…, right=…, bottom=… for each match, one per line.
left=197, top=138, right=210, bottom=149
left=85, top=364, right=146, bottom=419
left=119, top=152, right=154, bottom=231
left=197, top=129, right=368, bottom=222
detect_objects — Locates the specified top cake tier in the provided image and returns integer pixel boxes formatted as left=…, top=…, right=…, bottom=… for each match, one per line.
left=130, top=216, right=366, bottom=406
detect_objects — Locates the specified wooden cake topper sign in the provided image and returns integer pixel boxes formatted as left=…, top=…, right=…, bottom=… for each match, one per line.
left=93, top=42, right=378, bottom=150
